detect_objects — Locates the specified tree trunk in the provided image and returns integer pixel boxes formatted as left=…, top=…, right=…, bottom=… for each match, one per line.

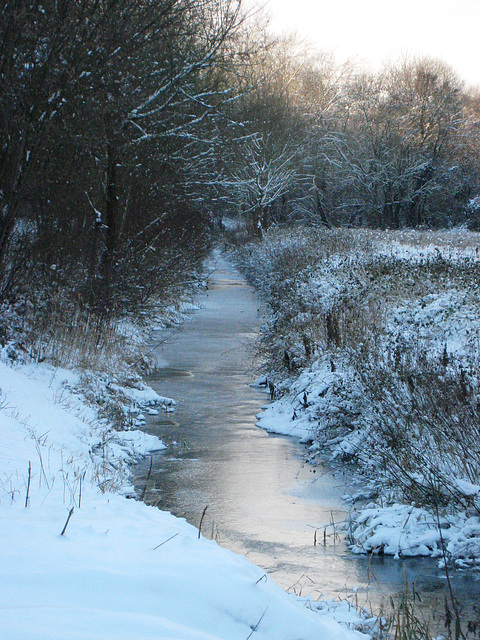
left=314, top=184, right=330, bottom=227
left=105, top=140, right=118, bottom=258
left=252, top=206, right=263, bottom=239
left=99, top=138, right=119, bottom=311
left=0, top=204, right=17, bottom=268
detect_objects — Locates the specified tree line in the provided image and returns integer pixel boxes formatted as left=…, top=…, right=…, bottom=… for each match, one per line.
left=224, top=44, right=480, bottom=236
left=1, top=1, right=479, bottom=341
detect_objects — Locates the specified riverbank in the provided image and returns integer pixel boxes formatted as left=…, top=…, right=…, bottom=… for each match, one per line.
left=233, top=227, right=480, bottom=569
left=0, top=262, right=375, bottom=639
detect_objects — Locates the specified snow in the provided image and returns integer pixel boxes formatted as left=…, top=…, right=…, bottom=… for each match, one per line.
left=239, top=229, right=480, bottom=568
left=0, top=358, right=372, bottom=639
left=348, top=504, right=480, bottom=567
left=256, top=355, right=362, bottom=452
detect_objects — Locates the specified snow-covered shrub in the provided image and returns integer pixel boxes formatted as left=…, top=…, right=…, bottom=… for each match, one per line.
left=357, top=361, right=480, bottom=513
left=76, top=369, right=174, bottom=434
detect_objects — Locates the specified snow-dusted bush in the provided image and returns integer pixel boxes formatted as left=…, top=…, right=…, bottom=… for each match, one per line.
left=357, top=362, right=480, bottom=513
left=234, top=227, right=375, bottom=375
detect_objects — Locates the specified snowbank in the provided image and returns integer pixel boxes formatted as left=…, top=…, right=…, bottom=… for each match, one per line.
left=256, top=356, right=361, bottom=448
left=0, top=359, right=372, bottom=639
left=349, top=504, right=480, bottom=568
left=240, top=229, right=480, bottom=567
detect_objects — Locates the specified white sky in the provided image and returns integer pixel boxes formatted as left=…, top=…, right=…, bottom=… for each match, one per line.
left=263, top=0, right=480, bottom=87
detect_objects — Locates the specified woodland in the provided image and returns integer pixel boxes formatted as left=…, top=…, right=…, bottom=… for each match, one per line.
left=2, top=0, right=480, bottom=356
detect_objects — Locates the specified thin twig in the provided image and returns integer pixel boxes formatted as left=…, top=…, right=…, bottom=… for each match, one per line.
left=246, top=606, right=268, bottom=640
left=25, top=461, right=31, bottom=508
left=35, top=439, right=50, bottom=489
left=153, top=533, right=179, bottom=550
left=78, top=471, right=86, bottom=508
left=434, top=498, right=466, bottom=640
left=60, top=507, right=74, bottom=536
left=140, top=456, right=154, bottom=501
left=198, top=505, right=208, bottom=539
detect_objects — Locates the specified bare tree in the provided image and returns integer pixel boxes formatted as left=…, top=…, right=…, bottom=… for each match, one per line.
left=318, top=58, right=467, bottom=228
left=226, top=132, right=296, bottom=236
left=219, top=31, right=305, bottom=235
left=0, top=0, right=248, bottom=311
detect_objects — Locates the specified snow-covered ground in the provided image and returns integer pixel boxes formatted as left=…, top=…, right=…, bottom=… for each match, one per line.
left=237, top=228, right=480, bottom=568
left=0, top=338, right=375, bottom=637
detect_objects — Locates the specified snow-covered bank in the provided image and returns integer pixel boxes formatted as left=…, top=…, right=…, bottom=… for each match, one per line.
left=256, top=359, right=480, bottom=568
left=0, top=343, right=374, bottom=637
left=348, top=504, right=480, bottom=568
left=236, top=228, right=480, bottom=568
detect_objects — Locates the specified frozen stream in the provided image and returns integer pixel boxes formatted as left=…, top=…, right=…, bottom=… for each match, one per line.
left=134, top=256, right=479, bottom=627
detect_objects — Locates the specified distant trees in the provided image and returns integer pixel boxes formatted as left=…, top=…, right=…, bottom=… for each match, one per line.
left=221, top=46, right=479, bottom=232
left=224, top=133, right=296, bottom=237
left=289, top=53, right=353, bottom=227
left=339, top=59, right=466, bottom=228
left=284, top=56, right=473, bottom=229
left=219, top=34, right=303, bottom=236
